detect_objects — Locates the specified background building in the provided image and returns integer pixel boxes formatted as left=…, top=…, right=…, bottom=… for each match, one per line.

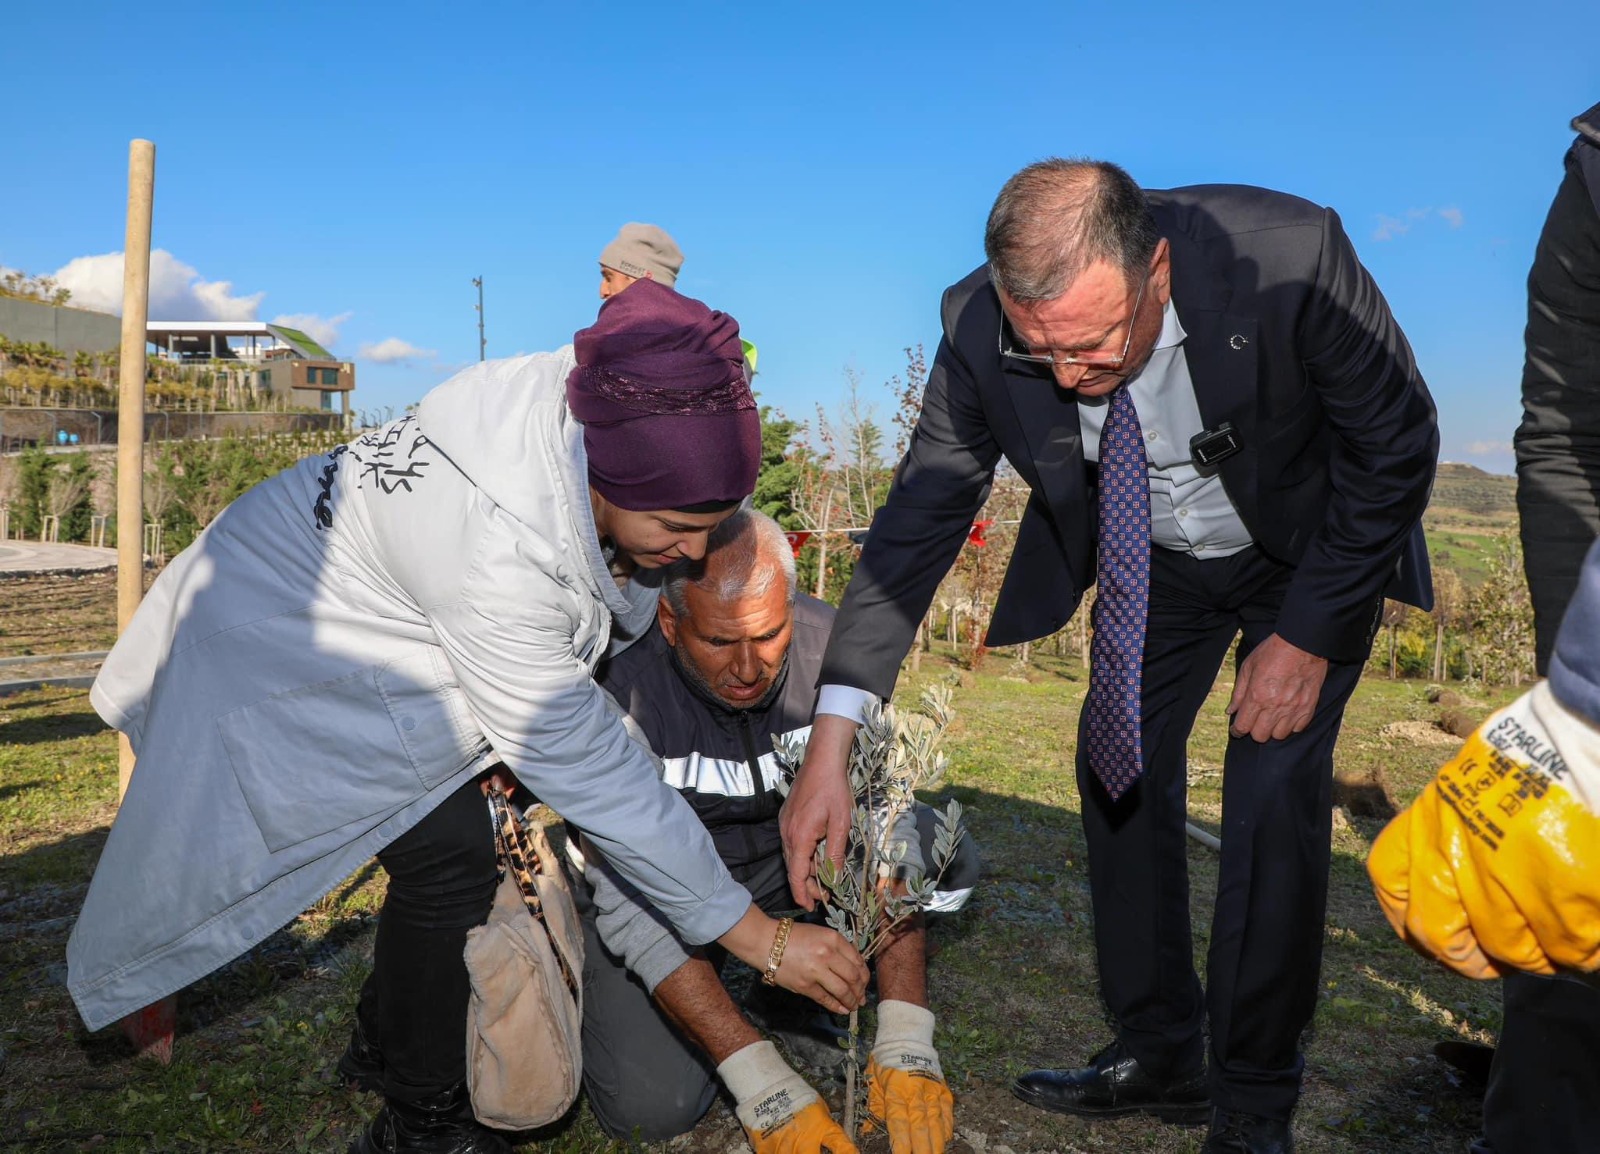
left=0, top=296, right=120, bottom=356
left=145, top=321, right=355, bottom=414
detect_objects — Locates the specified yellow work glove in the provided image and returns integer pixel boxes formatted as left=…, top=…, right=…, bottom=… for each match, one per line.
left=1368, top=681, right=1600, bottom=979
left=864, top=1001, right=954, bottom=1154
left=718, top=1040, right=858, bottom=1154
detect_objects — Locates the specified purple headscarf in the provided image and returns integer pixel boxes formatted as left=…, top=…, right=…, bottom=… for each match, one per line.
left=567, top=279, right=760, bottom=512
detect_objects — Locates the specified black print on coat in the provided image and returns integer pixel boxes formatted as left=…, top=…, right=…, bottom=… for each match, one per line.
left=350, top=417, right=435, bottom=496
left=312, top=444, right=348, bottom=531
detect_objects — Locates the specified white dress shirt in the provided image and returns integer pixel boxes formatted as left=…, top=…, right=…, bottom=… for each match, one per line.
left=1077, top=299, right=1252, bottom=558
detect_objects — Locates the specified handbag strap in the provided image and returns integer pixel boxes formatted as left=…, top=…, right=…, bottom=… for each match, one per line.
left=486, top=786, right=580, bottom=998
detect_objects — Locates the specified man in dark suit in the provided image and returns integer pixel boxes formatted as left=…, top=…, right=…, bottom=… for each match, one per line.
left=780, top=159, right=1438, bottom=1154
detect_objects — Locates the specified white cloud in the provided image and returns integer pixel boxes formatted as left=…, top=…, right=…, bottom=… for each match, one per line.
left=1372, top=206, right=1464, bottom=241
left=1372, top=215, right=1411, bottom=242
left=360, top=337, right=437, bottom=365
left=1465, top=440, right=1514, bottom=456
left=272, top=311, right=353, bottom=351
left=50, top=249, right=266, bottom=320
left=1373, top=207, right=1430, bottom=241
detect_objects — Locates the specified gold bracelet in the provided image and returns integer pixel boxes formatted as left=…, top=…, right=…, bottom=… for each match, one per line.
left=761, top=916, right=795, bottom=986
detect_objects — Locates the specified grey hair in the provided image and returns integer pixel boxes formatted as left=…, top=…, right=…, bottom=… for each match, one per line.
left=662, top=504, right=797, bottom=619
left=983, top=158, right=1159, bottom=303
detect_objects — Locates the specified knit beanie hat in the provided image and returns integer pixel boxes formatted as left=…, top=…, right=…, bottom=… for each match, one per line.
left=598, top=223, right=684, bottom=287
left=567, top=279, right=759, bottom=511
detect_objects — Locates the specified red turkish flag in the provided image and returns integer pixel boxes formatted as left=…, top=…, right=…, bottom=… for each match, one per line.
left=784, top=531, right=812, bottom=556
left=968, top=519, right=994, bottom=548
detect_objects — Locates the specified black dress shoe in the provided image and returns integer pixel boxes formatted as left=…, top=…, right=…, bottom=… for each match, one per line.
left=1202, top=1108, right=1293, bottom=1153
left=1434, top=1039, right=1495, bottom=1090
left=348, top=1084, right=511, bottom=1154
left=1011, top=1041, right=1209, bottom=1124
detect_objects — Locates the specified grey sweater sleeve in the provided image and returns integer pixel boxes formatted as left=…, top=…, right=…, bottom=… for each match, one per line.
left=581, top=834, right=697, bottom=994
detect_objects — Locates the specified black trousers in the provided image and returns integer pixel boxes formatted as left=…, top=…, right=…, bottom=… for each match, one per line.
left=1473, top=972, right=1600, bottom=1154
left=357, top=775, right=498, bottom=1104
left=1075, top=544, right=1370, bottom=1121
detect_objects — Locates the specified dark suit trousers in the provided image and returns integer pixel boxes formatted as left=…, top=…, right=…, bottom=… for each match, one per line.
left=1075, top=544, right=1370, bottom=1120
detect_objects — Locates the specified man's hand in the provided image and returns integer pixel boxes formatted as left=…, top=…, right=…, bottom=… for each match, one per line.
left=719, top=1040, right=859, bottom=1154
left=479, top=764, right=520, bottom=798
left=781, top=714, right=858, bottom=908
left=865, top=1001, right=953, bottom=1154
left=1226, top=633, right=1328, bottom=743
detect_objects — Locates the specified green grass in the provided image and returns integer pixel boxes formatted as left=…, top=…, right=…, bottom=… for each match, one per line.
left=0, top=685, right=644, bottom=1153
left=1422, top=526, right=1505, bottom=588
left=1, top=657, right=1524, bottom=1152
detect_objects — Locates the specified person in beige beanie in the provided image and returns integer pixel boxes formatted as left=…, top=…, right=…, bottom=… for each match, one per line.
left=599, top=222, right=684, bottom=299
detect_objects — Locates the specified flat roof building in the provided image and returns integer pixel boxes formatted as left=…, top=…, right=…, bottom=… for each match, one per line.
left=146, top=321, right=354, bottom=414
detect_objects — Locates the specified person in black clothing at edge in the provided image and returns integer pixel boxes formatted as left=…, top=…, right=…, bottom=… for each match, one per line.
left=576, top=506, right=980, bottom=1154
left=1474, top=98, right=1600, bottom=1154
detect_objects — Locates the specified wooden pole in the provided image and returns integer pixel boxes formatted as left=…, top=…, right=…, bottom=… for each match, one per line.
left=113, top=139, right=175, bottom=1065
left=116, top=139, right=154, bottom=799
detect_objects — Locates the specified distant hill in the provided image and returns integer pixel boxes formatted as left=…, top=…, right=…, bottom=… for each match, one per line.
left=1426, top=462, right=1517, bottom=527
left=1420, top=463, right=1518, bottom=587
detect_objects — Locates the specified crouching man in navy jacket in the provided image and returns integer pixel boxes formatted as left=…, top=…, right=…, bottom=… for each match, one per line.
left=576, top=507, right=980, bottom=1154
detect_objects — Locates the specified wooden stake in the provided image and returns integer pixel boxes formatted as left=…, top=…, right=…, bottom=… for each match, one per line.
left=111, top=140, right=176, bottom=1063
left=116, top=140, right=154, bottom=801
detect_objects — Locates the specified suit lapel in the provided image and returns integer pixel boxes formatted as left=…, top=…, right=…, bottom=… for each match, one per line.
left=965, top=275, right=1092, bottom=538
left=1000, top=358, right=1092, bottom=547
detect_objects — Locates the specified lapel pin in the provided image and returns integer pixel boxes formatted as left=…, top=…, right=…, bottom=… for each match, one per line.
left=1229, top=334, right=1249, bottom=350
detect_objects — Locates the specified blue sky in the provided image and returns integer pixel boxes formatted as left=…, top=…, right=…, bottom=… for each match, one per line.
left=1, top=0, right=1592, bottom=475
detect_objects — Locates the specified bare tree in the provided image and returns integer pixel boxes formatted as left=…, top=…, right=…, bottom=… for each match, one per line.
left=1381, top=599, right=1410, bottom=679
left=888, top=344, right=927, bottom=460
left=826, top=368, right=887, bottom=533
left=143, top=462, right=177, bottom=526
left=789, top=368, right=892, bottom=602
left=184, top=483, right=233, bottom=531
left=0, top=457, right=16, bottom=540
left=1430, top=568, right=1466, bottom=682
left=43, top=468, right=89, bottom=542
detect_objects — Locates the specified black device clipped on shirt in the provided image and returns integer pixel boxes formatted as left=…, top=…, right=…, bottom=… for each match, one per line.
left=1189, top=422, right=1242, bottom=468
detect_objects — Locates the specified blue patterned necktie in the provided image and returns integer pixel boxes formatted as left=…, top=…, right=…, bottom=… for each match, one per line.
left=1085, top=385, right=1151, bottom=800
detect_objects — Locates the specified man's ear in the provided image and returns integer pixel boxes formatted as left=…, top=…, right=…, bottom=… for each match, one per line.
left=658, top=594, right=679, bottom=647
left=1153, top=236, right=1174, bottom=306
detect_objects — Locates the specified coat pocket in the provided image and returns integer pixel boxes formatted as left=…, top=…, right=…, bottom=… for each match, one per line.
left=375, top=650, right=486, bottom=791
left=219, top=653, right=485, bottom=853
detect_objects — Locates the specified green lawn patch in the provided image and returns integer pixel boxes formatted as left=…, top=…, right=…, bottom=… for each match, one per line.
left=0, top=658, right=1516, bottom=1151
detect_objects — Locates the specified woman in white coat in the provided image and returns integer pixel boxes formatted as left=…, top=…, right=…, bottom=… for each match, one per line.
left=68, top=281, right=868, bottom=1154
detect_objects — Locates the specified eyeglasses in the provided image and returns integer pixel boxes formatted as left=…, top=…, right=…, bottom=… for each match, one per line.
left=999, top=271, right=1149, bottom=370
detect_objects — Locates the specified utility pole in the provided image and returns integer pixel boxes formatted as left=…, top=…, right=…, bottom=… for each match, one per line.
left=472, top=276, right=485, bottom=361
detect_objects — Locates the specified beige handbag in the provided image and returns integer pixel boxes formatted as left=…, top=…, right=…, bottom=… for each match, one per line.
left=464, top=786, right=585, bottom=1130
